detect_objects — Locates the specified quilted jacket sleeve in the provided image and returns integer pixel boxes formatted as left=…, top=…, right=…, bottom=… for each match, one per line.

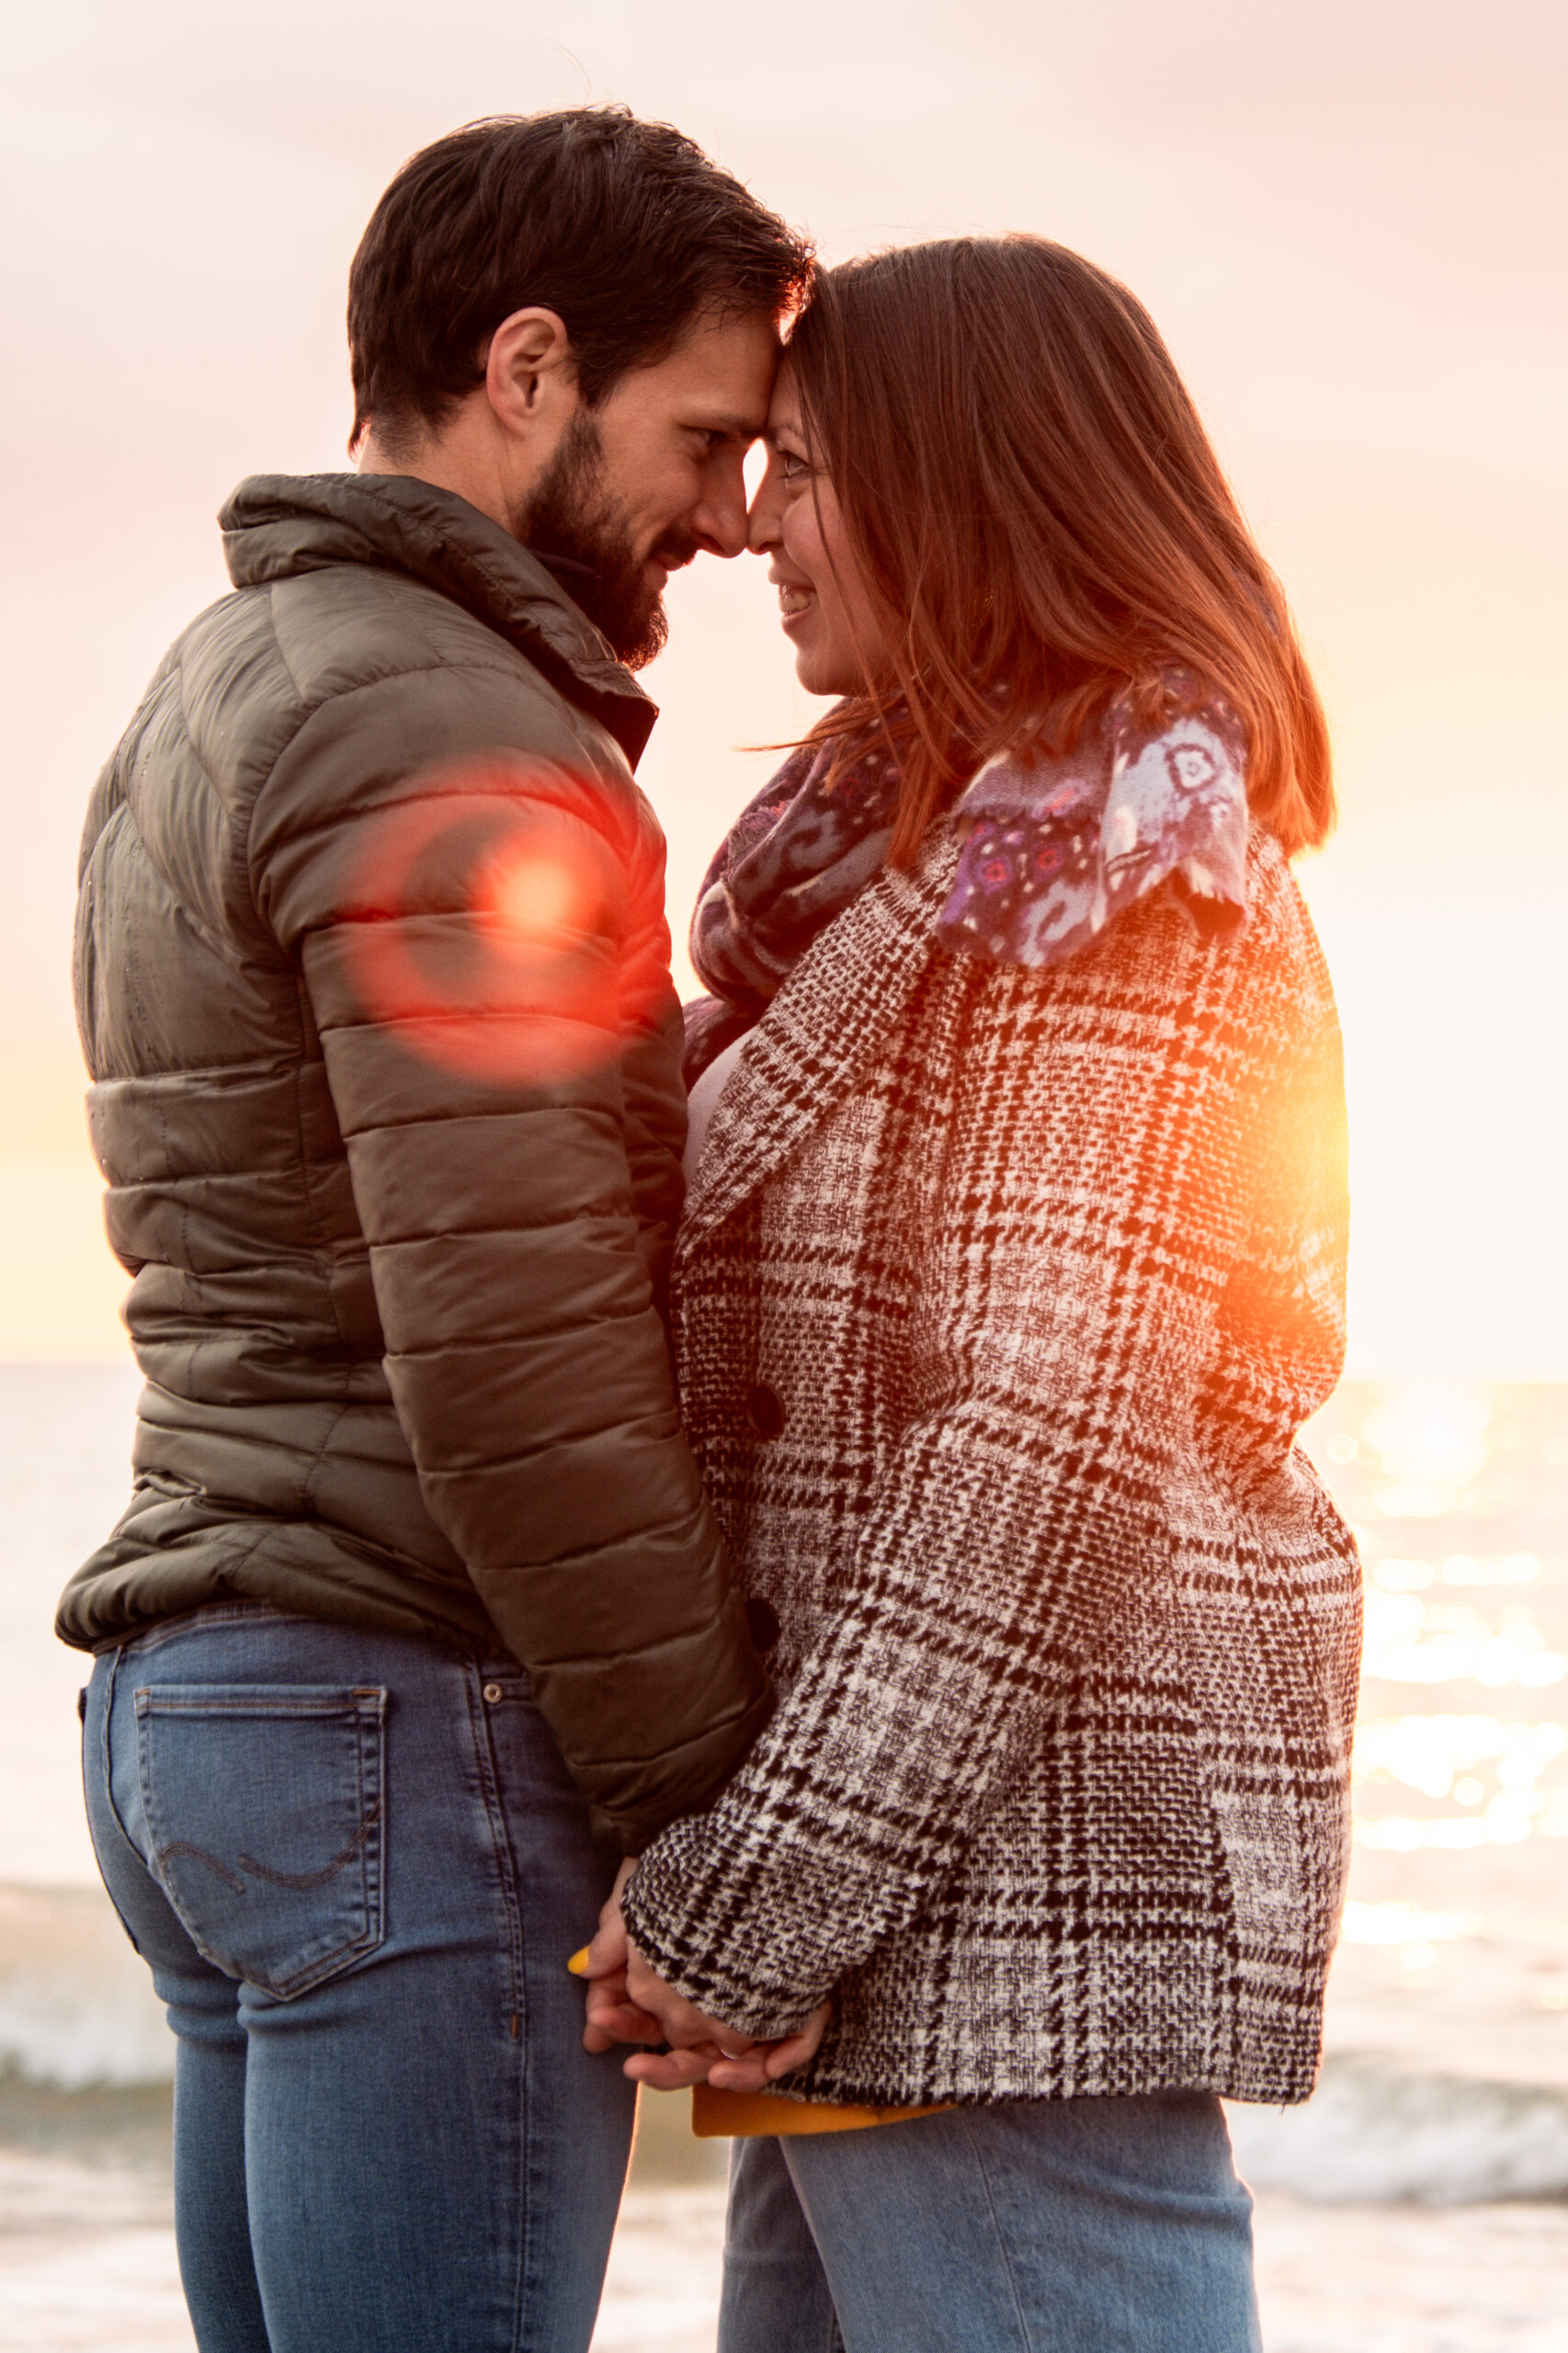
left=247, top=662, right=770, bottom=1850
left=621, top=861, right=1349, bottom=2028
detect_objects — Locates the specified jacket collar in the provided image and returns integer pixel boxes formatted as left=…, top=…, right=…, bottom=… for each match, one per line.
left=679, top=826, right=962, bottom=1251
left=220, top=472, right=657, bottom=769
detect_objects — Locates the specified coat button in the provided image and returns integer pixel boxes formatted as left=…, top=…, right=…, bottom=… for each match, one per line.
left=483, top=1682, right=504, bottom=1704
left=745, top=1596, right=781, bottom=1654
left=745, top=1382, right=785, bottom=1439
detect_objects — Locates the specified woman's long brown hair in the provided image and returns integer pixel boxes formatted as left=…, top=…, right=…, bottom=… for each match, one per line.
left=786, top=237, right=1334, bottom=862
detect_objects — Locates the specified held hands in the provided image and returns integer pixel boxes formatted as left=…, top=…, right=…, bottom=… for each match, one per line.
left=571, top=1858, right=830, bottom=2091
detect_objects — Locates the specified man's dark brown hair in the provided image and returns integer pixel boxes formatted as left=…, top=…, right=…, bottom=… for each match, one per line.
left=348, top=107, right=812, bottom=451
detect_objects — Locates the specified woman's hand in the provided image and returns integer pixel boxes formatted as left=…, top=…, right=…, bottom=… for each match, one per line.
left=622, top=1995, right=833, bottom=2092
left=574, top=1861, right=831, bottom=2087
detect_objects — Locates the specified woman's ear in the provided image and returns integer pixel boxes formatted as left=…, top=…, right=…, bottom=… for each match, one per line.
left=484, top=307, right=576, bottom=444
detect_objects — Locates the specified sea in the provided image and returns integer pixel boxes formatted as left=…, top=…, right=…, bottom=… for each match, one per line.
left=2, top=1364, right=1565, bottom=2352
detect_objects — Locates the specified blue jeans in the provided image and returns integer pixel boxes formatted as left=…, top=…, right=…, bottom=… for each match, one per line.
left=82, top=1605, right=635, bottom=2353
left=721, top=2093, right=1263, bottom=2352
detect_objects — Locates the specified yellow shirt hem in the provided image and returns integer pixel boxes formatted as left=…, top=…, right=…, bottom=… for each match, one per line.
left=691, top=2086, right=952, bottom=2139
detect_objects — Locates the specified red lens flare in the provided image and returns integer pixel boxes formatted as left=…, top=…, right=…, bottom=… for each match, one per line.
left=484, top=842, right=588, bottom=945
left=341, top=760, right=629, bottom=1087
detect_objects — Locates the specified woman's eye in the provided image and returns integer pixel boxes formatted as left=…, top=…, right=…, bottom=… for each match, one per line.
left=779, top=451, right=810, bottom=483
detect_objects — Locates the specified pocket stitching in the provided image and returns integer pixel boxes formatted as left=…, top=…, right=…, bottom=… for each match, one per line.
left=134, top=1686, right=386, bottom=1999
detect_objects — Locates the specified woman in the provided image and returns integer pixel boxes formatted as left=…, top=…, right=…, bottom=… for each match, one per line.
left=582, top=236, right=1360, bottom=2350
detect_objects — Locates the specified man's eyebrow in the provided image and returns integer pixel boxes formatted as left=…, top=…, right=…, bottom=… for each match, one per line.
left=692, top=410, right=770, bottom=441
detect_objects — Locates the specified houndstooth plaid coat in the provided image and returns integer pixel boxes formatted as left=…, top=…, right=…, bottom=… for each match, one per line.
left=621, top=823, right=1361, bottom=2109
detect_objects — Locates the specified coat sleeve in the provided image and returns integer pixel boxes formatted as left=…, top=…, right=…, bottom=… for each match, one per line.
left=246, top=662, right=770, bottom=1850
left=621, top=872, right=1348, bottom=2029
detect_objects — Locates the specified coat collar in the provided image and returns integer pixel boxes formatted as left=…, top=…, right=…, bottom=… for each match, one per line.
left=679, top=826, right=962, bottom=1250
left=220, top=472, right=657, bottom=769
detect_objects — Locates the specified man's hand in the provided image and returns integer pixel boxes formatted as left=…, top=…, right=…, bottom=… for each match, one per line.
left=577, top=1859, right=666, bottom=2052
left=572, top=1860, right=831, bottom=2088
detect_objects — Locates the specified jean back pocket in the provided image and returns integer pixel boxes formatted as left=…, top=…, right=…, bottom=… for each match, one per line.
left=134, top=1683, right=386, bottom=1999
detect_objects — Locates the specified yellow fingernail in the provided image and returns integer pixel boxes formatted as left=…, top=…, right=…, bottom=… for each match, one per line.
left=566, top=1947, right=591, bottom=1977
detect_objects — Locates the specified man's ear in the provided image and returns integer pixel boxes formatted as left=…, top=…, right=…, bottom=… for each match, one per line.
left=486, top=308, right=576, bottom=442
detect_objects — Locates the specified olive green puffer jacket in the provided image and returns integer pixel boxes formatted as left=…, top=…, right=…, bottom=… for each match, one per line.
left=56, top=472, right=770, bottom=1849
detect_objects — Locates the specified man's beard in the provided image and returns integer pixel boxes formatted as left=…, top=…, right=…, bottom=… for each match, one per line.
left=515, top=413, right=695, bottom=672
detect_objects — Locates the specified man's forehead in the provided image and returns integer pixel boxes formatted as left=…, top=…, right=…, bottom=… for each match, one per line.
left=655, top=310, right=779, bottom=426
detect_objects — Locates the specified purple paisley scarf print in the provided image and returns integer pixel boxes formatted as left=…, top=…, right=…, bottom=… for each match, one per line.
left=938, top=685, right=1249, bottom=968
left=686, top=685, right=1250, bottom=1081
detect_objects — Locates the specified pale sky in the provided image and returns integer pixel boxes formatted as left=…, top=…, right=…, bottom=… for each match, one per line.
left=1, top=0, right=1564, bottom=1368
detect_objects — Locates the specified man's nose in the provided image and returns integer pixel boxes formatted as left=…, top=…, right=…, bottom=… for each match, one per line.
left=691, top=448, right=753, bottom=560
left=747, top=470, right=784, bottom=557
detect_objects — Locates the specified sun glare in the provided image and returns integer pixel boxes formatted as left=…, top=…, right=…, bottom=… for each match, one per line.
left=341, top=763, right=632, bottom=1087
left=485, top=845, right=589, bottom=946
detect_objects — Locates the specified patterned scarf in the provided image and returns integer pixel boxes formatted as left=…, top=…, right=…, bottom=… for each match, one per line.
left=686, top=684, right=1250, bottom=1081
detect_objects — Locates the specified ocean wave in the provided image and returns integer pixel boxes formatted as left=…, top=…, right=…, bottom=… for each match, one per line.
left=1226, top=2054, right=1568, bottom=2204
left=5, top=1887, right=1567, bottom=2204
left=0, top=1883, right=172, bottom=2090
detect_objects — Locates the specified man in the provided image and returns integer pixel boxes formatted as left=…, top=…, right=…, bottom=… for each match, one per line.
left=59, top=108, right=811, bottom=2352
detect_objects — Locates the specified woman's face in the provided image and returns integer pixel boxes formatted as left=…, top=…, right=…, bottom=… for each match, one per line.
left=747, top=369, right=885, bottom=698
